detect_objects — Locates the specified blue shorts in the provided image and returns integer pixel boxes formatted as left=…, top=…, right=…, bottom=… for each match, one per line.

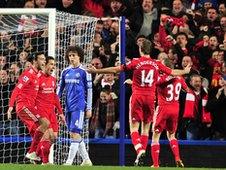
left=66, top=110, right=85, bottom=133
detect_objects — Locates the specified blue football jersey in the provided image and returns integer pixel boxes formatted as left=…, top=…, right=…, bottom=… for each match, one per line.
left=57, top=65, right=92, bottom=112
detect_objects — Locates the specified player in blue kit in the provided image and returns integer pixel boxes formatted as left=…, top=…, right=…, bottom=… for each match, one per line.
left=57, top=46, right=92, bottom=166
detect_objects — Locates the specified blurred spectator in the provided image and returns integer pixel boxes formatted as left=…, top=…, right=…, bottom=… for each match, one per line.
left=90, top=86, right=117, bottom=138
left=34, top=0, right=47, bottom=8
left=104, top=0, right=133, bottom=18
left=218, top=2, right=226, bottom=17
left=202, top=7, right=221, bottom=38
left=109, top=20, right=119, bottom=44
left=18, top=50, right=28, bottom=68
left=207, top=76, right=226, bottom=140
left=197, top=35, right=219, bottom=81
left=151, top=32, right=164, bottom=58
left=91, top=57, right=104, bottom=102
left=168, top=48, right=179, bottom=68
left=0, top=69, right=19, bottom=136
left=23, top=38, right=33, bottom=52
left=170, top=0, right=185, bottom=17
left=129, top=0, right=159, bottom=39
left=24, top=0, right=35, bottom=8
left=182, top=74, right=212, bottom=140
left=55, top=0, right=83, bottom=14
left=218, top=16, right=226, bottom=43
left=101, top=18, right=113, bottom=44
left=0, top=55, right=8, bottom=70
left=9, top=62, right=21, bottom=83
left=199, top=0, right=213, bottom=14
left=24, top=61, right=32, bottom=69
left=181, top=55, right=199, bottom=83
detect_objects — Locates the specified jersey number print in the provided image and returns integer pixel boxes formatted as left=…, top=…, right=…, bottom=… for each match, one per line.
left=166, top=82, right=182, bottom=101
left=141, top=70, right=154, bottom=87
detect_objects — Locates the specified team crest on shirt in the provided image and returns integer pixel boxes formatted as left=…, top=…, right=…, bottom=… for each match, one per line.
left=23, top=76, right=29, bottom=82
left=75, top=73, right=80, bottom=78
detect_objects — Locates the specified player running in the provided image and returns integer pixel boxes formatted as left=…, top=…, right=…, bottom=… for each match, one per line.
left=87, top=39, right=191, bottom=166
left=35, top=56, right=65, bottom=164
left=7, top=53, right=48, bottom=161
left=151, top=58, right=189, bottom=168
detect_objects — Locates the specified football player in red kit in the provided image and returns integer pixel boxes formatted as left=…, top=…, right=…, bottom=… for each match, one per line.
left=87, top=39, right=191, bottom=166
left=151, top=58, right=189, bottom=168
left=35, top=56, right=65, bottom=164
left=7, top=53, right=49, bottom=161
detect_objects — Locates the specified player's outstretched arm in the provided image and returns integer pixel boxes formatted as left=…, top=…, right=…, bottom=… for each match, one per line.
left=87, top=65, right=121, bottom=74
left=171, top=64, right=191, bottom=76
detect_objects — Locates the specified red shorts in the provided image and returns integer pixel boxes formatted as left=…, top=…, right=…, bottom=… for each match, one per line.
left=153, top=104, right=179, bottom=133
left=49, top=113, right=59, bottom=132
left=16, top=105, right=39, bottom=137
left=38, top=106, right=59, bottom=132
left=129, top=94, right=155, bottom=123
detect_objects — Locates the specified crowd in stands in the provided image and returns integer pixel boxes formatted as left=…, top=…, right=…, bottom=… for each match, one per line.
left=0, top=0, right=226, bottom=140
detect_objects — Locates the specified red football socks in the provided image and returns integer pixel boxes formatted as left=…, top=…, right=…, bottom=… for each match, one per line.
left=151, top=143, right=160, bottom=167
left=28, top=130, right=44, bottom=153
left=40, top=140, right=52, bottom=163
left=131, top=131, right=144, bottom=154
left=140, top=134, right=148, bottom=150
left=170, top=139, right=181, bottom=161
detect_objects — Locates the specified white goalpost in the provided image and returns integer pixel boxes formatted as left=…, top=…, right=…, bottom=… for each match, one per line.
left=0, top=8, right=97, bottom=164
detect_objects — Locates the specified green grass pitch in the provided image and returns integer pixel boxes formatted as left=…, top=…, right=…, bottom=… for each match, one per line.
left=0, top=164, right=225, bottom=170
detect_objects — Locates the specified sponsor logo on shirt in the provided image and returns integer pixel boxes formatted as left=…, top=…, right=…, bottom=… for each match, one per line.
left=42, top=87, right=54, bottom=93
left=65, top=79, right=80, bottom=84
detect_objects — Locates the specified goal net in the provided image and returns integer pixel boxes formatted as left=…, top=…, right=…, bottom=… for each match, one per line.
left=0, top=9, right=97, bottom=164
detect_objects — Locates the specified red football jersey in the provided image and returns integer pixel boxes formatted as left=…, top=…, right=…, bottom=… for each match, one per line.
left=157, top=75, right=187, bottom=106
left=121, top=56, right=172, bottom=95
left=36, top=72, right=63, bottom=115
left=9, top=66, right=40, bottom=109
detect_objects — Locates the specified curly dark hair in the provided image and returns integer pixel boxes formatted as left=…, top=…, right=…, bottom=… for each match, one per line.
left=65, top=46, right=84, bottom=63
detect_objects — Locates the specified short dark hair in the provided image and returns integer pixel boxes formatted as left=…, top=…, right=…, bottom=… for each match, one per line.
left=27, top=52, right=45, bottom=64
left=136, top=34, right=146, bottom=41
left=140, top=39, right=152, bottom=55
left=190, top=74, right=201, bottom=81
left=65, top=46, right=84, bottom=63
left=101, top=85, right=112, bottom=93
left=46, top=56, right=55, bottom=64
left=176, top=32, right=188, bottom=40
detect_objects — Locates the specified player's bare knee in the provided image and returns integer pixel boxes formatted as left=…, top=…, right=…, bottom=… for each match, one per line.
left=152, top=130, right=161, bottom=141
left=39, top=118, right=50, bottom=130
left=167, top=131, right=175, bottom=140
